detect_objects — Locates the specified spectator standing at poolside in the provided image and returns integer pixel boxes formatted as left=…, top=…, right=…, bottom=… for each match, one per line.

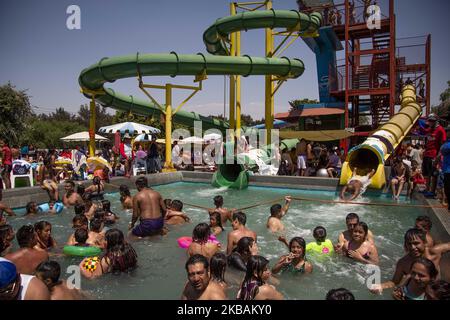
left=119, top=133, right=134, bottom=177
left=439, top=125, right=450, bottom=212
left=0, top=139, right=12, bottom=189
left=420, top=114, right=446, bottom=197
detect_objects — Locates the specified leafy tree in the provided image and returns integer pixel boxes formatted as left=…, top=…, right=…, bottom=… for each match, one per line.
left=77, top=103, right=114, bottom=131
left=39, top=107, right=75, bottom=122
left=21, top=118, right=87, bottom=149
left=288, top=98, right=320, bottom=111
left=431, top=80, right=450, bottom=120
left=0, top=82, right=34, bottom=144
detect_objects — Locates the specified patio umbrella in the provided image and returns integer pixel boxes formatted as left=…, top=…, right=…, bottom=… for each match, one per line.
left=180, top=136, right=204, bottom=144
left=60, top=131, right=109, bottom=142
left=134, top=133, right=154, bottom=142
left=86, top=156, right=111, bottom=171
left=99, top=122, right=160, bottom=135
left=203, top=133, right=222, bottom=144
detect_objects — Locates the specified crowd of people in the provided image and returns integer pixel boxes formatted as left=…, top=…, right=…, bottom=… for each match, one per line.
left=1, top=173, right=449, bottom=300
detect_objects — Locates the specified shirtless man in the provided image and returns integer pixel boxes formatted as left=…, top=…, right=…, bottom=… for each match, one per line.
left=340, top=168, right=376, bottom=201
left=207, top=195, right=234, bottom=225
left=129, top=176, right=166, bottom=239
left=415, top=216, right=434, bottom=247
left=370, top=228, right=450, bottom=295
left=227, top=211, right=257, bottom=255
left=165, top=199, right=190, bottom=225
left=181, top=254, right=227, bottom=300
left=62, top=180, right=83, bottom=207
left=5, top=225, right=49, bottom=274
left=36, top=261, right=86, bottom=300
left=335, top=213, right=374, bottom=252
left=266, top=196, right=291, bottom=233
left=0, top=257, right=50, bottom=300
left=296, top=138, right=308, bottom=176
left=66, top=215, right=102, bottom=247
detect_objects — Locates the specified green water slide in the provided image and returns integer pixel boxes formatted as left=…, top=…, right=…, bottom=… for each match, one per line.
left=79, top=9, right=322, bottom=187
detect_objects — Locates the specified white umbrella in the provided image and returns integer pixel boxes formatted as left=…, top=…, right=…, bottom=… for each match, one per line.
left=60, top=131, right=109, bottom=142
left=134, top=133, right=154, bottom=142
left=203, top=133, right=222, bottom=143
left=180, top=136, right=204, bottom=144
left=99, top=122, right=160, bottom=135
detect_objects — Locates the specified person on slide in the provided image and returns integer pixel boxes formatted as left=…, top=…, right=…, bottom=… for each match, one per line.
left=340, top=167, right=376, bottom=201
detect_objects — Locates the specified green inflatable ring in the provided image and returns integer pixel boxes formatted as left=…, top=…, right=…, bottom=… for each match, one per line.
left=63, top=245, right=102, bottom=257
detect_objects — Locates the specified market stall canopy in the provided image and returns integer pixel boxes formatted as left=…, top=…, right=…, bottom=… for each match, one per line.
left=99, top=122, right=161, bottom=135
left=60, top=131, right=109, bottom=142
left=279, top=129, right=354, bottom=142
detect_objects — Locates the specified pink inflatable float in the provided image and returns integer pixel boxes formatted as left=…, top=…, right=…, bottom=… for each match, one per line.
left=177, top=234, right=220, bottom=249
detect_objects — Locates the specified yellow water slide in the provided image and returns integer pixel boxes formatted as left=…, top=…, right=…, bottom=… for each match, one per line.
left=340, top=85, right=422, bottom=189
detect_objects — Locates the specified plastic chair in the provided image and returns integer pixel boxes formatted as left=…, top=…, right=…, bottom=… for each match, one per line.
left=10, top=160, right=34, bottom=188
left=132, top=158, right=147, bottom=176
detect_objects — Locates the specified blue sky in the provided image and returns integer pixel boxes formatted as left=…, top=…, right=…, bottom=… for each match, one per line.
left=0, top=0, right=449, bottom=120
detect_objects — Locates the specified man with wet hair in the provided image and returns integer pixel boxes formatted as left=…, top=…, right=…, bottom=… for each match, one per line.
left=227, top=211, right=257, bottom=255
left=35, top=260, right=86, bottom=300
left=415, top=216, right=434, bottom=247
left=370, top=228, right=450, bottom=295
left=326, top=288, right=355, bottom=300
left=181, top=254, right=226, bottom=300
left=129, top=176, right=166, bottom=239
left=266, top=196, right=292, bottom=233
left=335, top=213, right=374, bottom=253
left=4, top=225, right=49, bottom=274
left=62, top=180, right=83, bottom=207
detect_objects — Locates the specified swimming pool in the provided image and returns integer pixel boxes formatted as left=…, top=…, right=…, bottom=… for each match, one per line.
left=8, top=182, right=430, bottom=300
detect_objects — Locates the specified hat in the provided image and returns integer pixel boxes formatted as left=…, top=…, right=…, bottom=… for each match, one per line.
left=123, top=133, right=132, bottom=139
left=427, top=113, right=438, bottom=121
left=0, top=258, right=17, bottom=289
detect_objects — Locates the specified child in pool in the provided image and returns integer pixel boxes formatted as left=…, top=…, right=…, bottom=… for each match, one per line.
left=209, top=211, right=224, bottom=236
left=306, top=226, right=334, bottom=255
left=73, top=228, right=90, bottom=247
left=165, top=200, right=190, bottom=225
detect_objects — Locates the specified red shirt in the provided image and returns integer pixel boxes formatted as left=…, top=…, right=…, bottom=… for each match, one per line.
left=1, top=146, right=12, bottom=165
left=423, top=125, right=447, bottom=158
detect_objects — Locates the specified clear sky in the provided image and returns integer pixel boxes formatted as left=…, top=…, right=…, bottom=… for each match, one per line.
left=0, top=0, right=449, bottom=120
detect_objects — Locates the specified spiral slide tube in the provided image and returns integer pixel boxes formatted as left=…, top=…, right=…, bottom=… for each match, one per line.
left=339, top=85, right=422, bottom=189
left=79, top=10, right=322, bottom=131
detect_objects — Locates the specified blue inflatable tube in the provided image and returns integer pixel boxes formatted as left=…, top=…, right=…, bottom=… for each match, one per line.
left=38, top=202, right=64, bottom=214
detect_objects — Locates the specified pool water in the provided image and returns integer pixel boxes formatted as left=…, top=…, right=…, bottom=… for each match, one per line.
left=8, top=182, right=430, bottom=300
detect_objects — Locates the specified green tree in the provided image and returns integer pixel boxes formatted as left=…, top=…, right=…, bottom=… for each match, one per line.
left=41, top=107, right=75, bottom=122
left=0, top=82, right=34, bottom=144
left=77, top=104, right=114, bottom=131
left=288, top=98, right=320, bottom=111
left=431, top=80, right=450, bottom=120
left=21, top=118, right=87, bottom=149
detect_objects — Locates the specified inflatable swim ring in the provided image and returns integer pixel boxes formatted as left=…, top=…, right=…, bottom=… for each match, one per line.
left=63, top=245, right=102, bottom=257
left=38, top=202, right=64, bottom=214
left=177, top=235, right=220, bottom=249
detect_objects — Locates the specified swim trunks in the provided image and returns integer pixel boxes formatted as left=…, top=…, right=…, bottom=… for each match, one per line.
left=132, top=217, right=164, bottom=237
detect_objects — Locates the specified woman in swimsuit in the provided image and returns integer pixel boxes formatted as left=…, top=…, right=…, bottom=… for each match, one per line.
left=79, top=228, right=137, bottom=279
left=343, top=222, right=379, bottom=265
left=227, top=236, right=258, bottom=272
left=209, top=211, right=224, bottom=236
left=393, top=257, right=438, bottom=300
left=187, top=223, right=220, bottom=260
left=85, top=176, right=104, bottom=201
left=34, top=221, right=57, bottom=251
left=272, top=237, right=313, bottom=275
left=237, top=255, right=283, bottom=300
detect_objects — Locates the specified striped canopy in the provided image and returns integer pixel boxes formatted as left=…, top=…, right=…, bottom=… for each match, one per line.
left=98, top=122, right=160, bottom=135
